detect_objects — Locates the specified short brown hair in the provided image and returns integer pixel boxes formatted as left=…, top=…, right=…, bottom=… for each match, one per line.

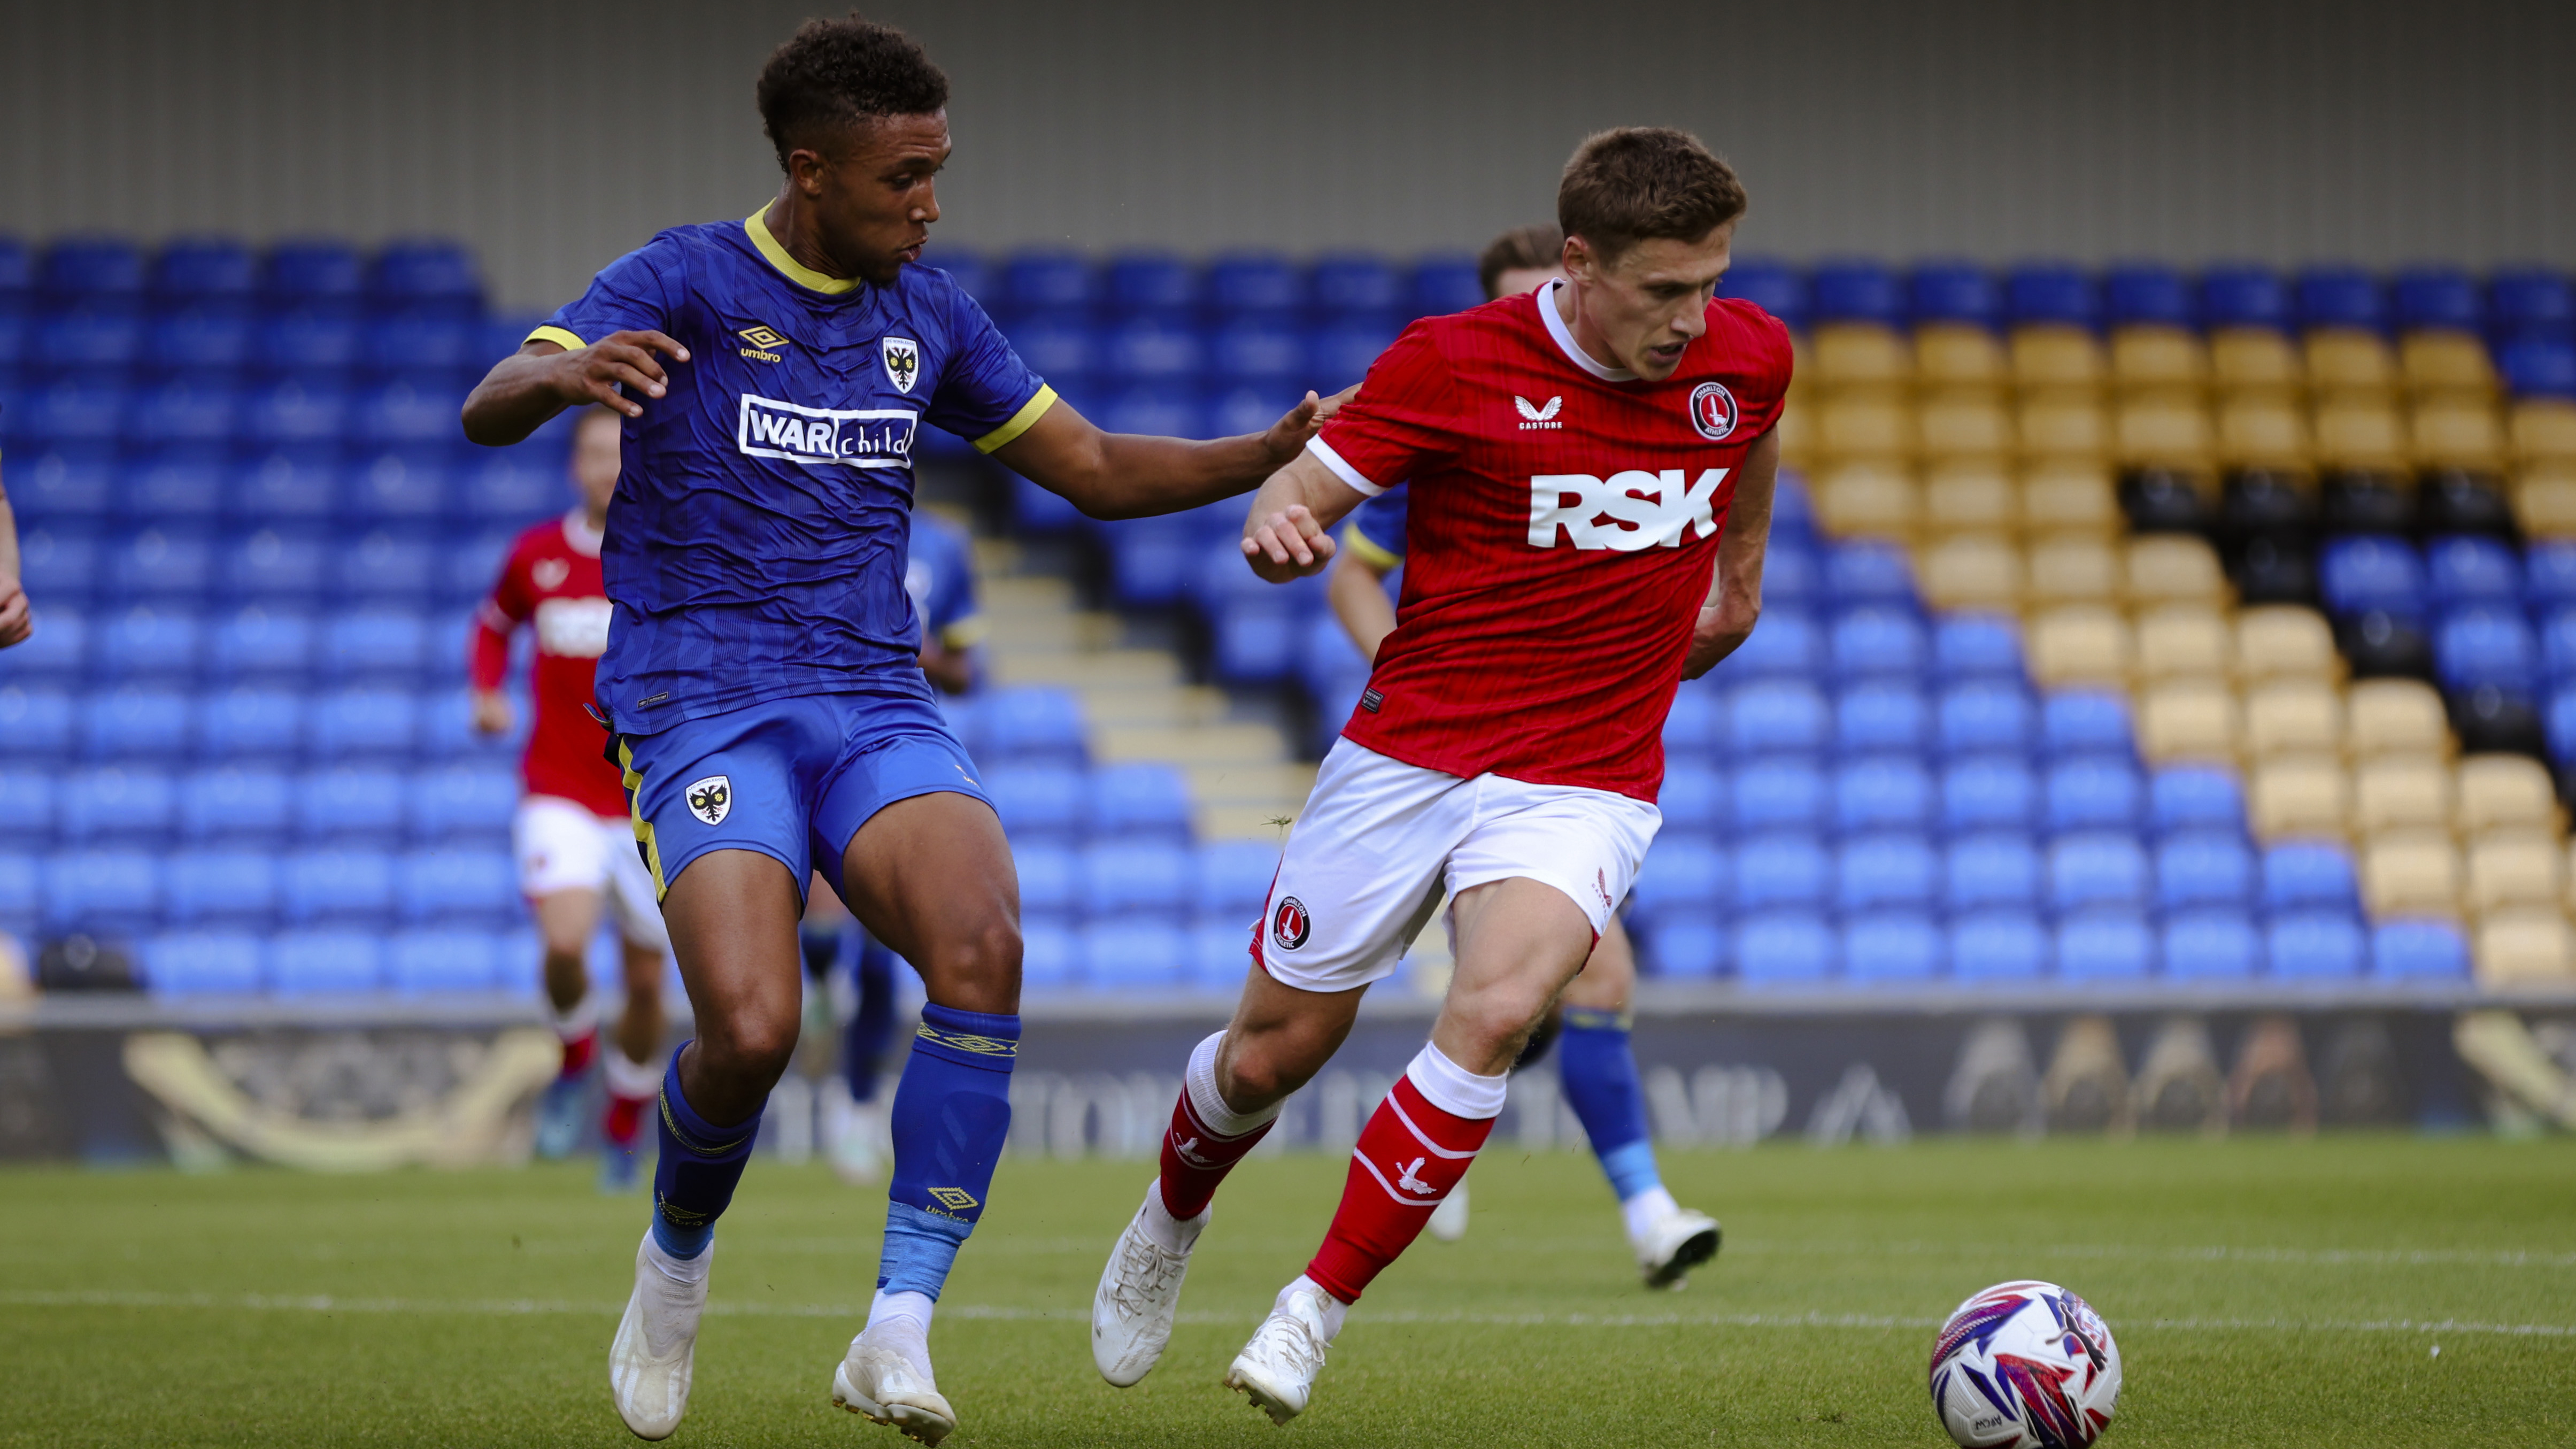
left=1556, top=128, right=1746, bottom=265
left=1477, top=223, right=1563, bottom=302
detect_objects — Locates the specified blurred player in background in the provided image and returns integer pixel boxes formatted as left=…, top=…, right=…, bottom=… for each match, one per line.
left=1092, top=128, right=1784, bottom=1422
left=471, top=404, right=670, bottom=1191
left=1324, top=221, right=1720, bottom=1268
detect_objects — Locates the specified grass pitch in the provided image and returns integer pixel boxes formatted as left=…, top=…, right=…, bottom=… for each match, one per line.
left=3, top=1136, right=2571, bottom=1447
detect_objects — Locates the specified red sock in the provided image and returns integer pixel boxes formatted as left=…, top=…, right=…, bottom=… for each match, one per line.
left=1304, top=1075, right=1495, bottom=1304
left=601, top=1091, right=649, bottom=1149
left=1158, top=1084, right=1276, bottom=1220
left=558, top=1026, right=598, bottom=1078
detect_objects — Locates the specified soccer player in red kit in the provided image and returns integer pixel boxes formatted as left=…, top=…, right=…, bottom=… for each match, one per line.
left=472, top=403, right=671, bottom=1189
left=1089, top=128, right=1787, bottom=1423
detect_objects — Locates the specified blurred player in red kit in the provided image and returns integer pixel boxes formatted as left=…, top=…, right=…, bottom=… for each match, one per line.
left=472, top=403, right=672, bottom=1190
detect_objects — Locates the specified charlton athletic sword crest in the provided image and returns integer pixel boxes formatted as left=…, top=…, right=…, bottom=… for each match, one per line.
left=882, top=335, right=921, bottom=394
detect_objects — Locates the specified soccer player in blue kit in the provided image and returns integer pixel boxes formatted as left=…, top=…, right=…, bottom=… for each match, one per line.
left=460, top=18, right=1339, bottom=1444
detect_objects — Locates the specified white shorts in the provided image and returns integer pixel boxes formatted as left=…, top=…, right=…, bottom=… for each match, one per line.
left=513, top=796, right=672, bottom=952
left=1255, top=739, right=1661, bottom=993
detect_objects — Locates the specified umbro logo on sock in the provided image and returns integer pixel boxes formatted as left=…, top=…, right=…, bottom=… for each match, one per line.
left=928, top=1186, right=980, bottom=1213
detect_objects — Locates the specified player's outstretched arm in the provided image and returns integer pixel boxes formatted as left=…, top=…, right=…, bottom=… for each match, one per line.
left=1240, top=452, right=1368, bottom=584
left=1682, top=428, right=1780, bottom=680
left=1326, top=550, right=1398, bottom=662
left=992, top=389, right=1346, bottom=521
left=460, top=334, right=691, bottom=447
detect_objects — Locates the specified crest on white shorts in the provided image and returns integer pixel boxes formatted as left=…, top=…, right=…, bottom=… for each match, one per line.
left=1271, top=896, right=1312, bottom=951
left=882, top=336, right=921, bottom=394
left=684, top=775, right=732, bottom=827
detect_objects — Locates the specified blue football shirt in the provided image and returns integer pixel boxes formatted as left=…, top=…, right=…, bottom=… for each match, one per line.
left=904, top=512, right=982, bottom=652
left=531, top=209, right=1053, bottom=731
left=1340, top=482, right=1409, bottom=568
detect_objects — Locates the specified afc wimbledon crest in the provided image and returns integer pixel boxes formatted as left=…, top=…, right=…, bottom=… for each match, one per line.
left=684, top=775, right=732, bottom=826
left=882, top=336, right=921, bottom=394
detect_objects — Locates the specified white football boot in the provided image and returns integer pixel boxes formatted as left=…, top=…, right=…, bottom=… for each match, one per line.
left=1091, top=1184, right=1209, bottom=1386
left=1634, top=1204, right=1722, bottom=1290
left=608, top=1232, right=711, bottom=1440
left=832, top=1317, right=957, bottom=1445
left=1224, top=1280, right=1340, bottom=1425
left=1426, top=1179, right=1469, bottom=1242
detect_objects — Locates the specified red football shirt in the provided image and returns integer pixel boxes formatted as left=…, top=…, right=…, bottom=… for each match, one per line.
left=1308, top=281, right=1793, bottom=801
left=469, top=511, right=629, bottom=818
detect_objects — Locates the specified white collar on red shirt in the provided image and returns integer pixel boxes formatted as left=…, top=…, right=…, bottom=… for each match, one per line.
left=1538, top=278, right=1638, bottom=384
left=561, top=507, right=603, bottom=558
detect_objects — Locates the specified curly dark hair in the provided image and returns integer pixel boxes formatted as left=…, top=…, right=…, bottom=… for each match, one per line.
left=756, top=15, right=951, bottom=171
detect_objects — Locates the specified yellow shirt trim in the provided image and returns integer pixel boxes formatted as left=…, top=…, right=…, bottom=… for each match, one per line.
left=1340, top=521, right=1402, bottom=572
left=525, top=324, right=585, bottom=352
left=743, top=206, right=860, bottom=295
left=974, top=384, right=1059, bottom=454
left=937, top=615, right=990, bottom=650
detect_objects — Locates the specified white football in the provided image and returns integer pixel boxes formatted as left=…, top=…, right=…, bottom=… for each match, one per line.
left=1927, top=1280, right=2122, bottom=1449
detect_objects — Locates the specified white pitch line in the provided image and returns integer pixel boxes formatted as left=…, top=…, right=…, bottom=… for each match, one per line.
left=5, top=1291, right=2570, bottom=1339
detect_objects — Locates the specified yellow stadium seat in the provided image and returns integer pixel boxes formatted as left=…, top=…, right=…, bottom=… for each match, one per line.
left=1815, top=395, right=1915, bottom=459
left=2011, top=326, right=2104, bottom=391
left=2361, top=831, right=2462, bottom=918
left=2346, top=680, right=2452, bottom=758
left=1917, top=533, right=2024, bottom=612
left=2025, top=606, right=2131, bottom=687
left=1810, top=460, right=1919, bottom=539
left=2473, top=907, right=2575, bottom=984
left=1810, top=322, right=1911, bottom=391
left=2245, top=679, right=2344, bottom=759
left=2465, top=830, right=2566, bottom=916
left=2352, top=754, right=2452, bottom=835
left=2456, top=756, right=2563, bottom=835
left=2516, top=466, right=2576, bottom=539
left=2411, top=400, right=2505, bottom=471
left=2114, top=395, right=2214, bottom=468
left=2209, top=328, right=2303, bottom=395
left=2305, top=329, right=2397, bottom=394
left=2400, top=332, right=2497, bottom=396
left=2020, top=464, right=2121, bottom=534
left=2512, top=398, right=2576, bottom=465
left=2234, top=606, right=2341, bottom=683
left=1922, top=462, right=2018, bottom=534
left=2216, top=398, right=2312, bottom=468
left=2134, top=605, right=2232, bottom=680
left=1919, top=396, right=2014, bottom=460
left=2026, top=535, right=2122, bottom=606
left=2250, top=754, right=2350, bottom=839
left=2018, top=398, right=2108, bottom=461
left=2313, top=401, right=2408, bottom=469
left=2110, top=326, right=2208, bottom=392
left=2138, top=679, right=2239, bottom=764
left=1771, top=401, right=1815, bottom=467
left=2125, top=534, right=2228, bottom=605
left=1915, top=324, right=2006, bottom=389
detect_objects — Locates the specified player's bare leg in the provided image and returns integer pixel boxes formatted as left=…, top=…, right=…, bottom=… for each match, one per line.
left=534, top=887, right=610, bottom=1158
left=598, top=932, right=668, bottom=1192
left=1555, top=919, right=1719, bottom=1285
left=829, top=791, right=1022, bottom=1446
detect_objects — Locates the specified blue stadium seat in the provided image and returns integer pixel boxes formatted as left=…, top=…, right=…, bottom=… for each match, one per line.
left=2055, top=910, right=2155, bottom=982
left=227, top=458, right=341, bottom=523
left=42, top=849, right=160, bottom=931
left=2154, top=830, right=2254, bottom=909
left=1735, top=911, right=1835, bottom=986
left=120, top=459, right=230, bottom=526
left=14, top=527, right=100, bottom=608
left=222, top=527, right=334, bottom=600
left=1310, top=253, right=1401, bottom=319
left=2044, top=754, right=2143, bottom=831
left=1844, top=911, right=1942, bottom=984
left=2370, top=920, right=2470, bottom=980
left=1658, top=761, right=1724, bottom=832
left=59, top=767, right=178, bottom=844
left=34, top=307, right=143, bottom=377
left=164, top=850, right=280, bottom=927
left=18, top=379, right=126, bottom=452
left=2047, top=832, right=2149, bottom=912
left=981, top=688, right=1087, bottom=762
left=1733, top=832, right=1828, bottom=910
left=0, top=852, right=34, bottom=931
left=2039, top=690, right=2133, bottom=756
left=1012, top=843, right=1076, bottom=929
left=195, top=688, right=305, bottom=762
left=1943, top=832, right=2040, bottom=911
left=2497, top=338, right=2575, bottom=397
left=1000, top=250, right=1097, bottom=318
left=459, top=459, right=557, bottom=528
left=1717, top=258, right=1807, bottom=332
left=0, top=687, right=76, bottom=759
left=2488, top=268, right=2572, bottom=342
left=0, top=609, right=85, bottom=690
left=1020, top=921, right=1077, bottom=991
left=1213, top=598, right=1304, bottom=682
left=1912, top=261, right=2002, bottom=327
left=1833, top=756, right=1933, bottom=831
left=319, top=610, right=430, bottom=683
left=2552, top=688, right=2576, bottom=763
left=179, top=768, right=294, bottom=844
left=2541, top=610, right=2576, bottom=681
left=343, top=453, right=454, bottom=529
left=1089, top=762, right=1192, bottom=840
left=388, top=929, right=502, bottom=993
left=331, top=529, right=445, bottom=604
left=1835, top=833, right=1937, bottom=912
left=368, top=240, right=483, bottom=315
left=1407, top=256, right=1483, bottom=319
left=360, top=312, right=483, bottom=386
left=2261, top=843, right=2359, bottom=911
left=1209, top=318, right=1306, bottom=389
left=294, top=767, right=406, bottom=844
left=150, top=237, right=257, bottom=306
left=143, top=307, right=253, bottom=373
left=398, top=849, right=518, bottom=928
left=1630, top=835, right=1726, bottom=923
left=2266, top=911, right=2366, bottom=980
left=104, top=528, right=217, bottom=602
left=2148, top=766, right=2243, bottom=833
left=1939, top=755, right=2039, bottom=832
left=11, top=453, right=117, bottom=523
left=1727, top=680, right=1829, bottom=753
left=1824, top=542, right=1915, bottom=605
left=1097, top=386, right=1205, bottom=441
left=281, top=848, right=396, bottom=923
left=1102, top=318, right=1205, bottom=384
left=308, top=687, right=418, bottom=760
left=2392, top=267, right=2480, bottom=334
left=1645, top=919, right=1727, bottom=979
left=1830, top=607, right=1927, bottom=677
left=2434, top=606, right=2539, bottom=695
left=409, top=766, right=519, bottom=842
left=2318, top=535, right=2427, bottom=618
left=1193, top=839, right=1279, bottom=928
left=0, top=767, right=56, bottom=846
left=2425, top=535, right=2522, bottom=607
left=1306, top=320, right=1399, bottom=390
left=1079, top=921, right=1189, bottom=989
left=1771, top=479, right=1818, bottom=543
left=2104, top=264, right=2191, bottom=329
left=80, top=687, right=190, bottom=761
left=1723, top=606, right=1821, bottom=675
left=1101, top=250, right=1196, bottom=318
left=2160, top=910, right=2260, bottom=981
left=127, top=380, right=239, bottom=457
left=1662, top=686, right=1724, bottom=756
left=1731, top=759, right=1826, bottom=831
left=1935, top=681, right=2033, bottom=753
left=249, top=311, right=361, bottom=382
left=1949, top=911, right=2049, bottom=984
left=1809, top=260, right=1903, bottom=326
left=1206, top=253, right=1302, bottom=318
left=984, top=762, right=1085, bottom=841
left=143, top=931, right=265, bottom=996
left=93, top=606, right=203, bottom=680
left=1077, top=841, right=1191, bottom=918
left=260, top=239, right=364, bottom=308
left=269, top=930, right=384, bottom=994
left=2295, top=266, right=2386, bottom=332
left=2006, top=264, right=2099, bottom=329
left=1179, top=921, right=1250, bottom=991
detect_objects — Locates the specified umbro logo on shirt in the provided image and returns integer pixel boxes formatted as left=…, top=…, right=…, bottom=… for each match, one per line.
left=1514, top=395, right=1563, bottom=429
left=737, top=325, right=788, bottom=363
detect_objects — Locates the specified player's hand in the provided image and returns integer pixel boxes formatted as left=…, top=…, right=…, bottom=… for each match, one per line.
left=469, top=688, right=514, bottom=736
left=1258, top=390, right=1331, bottom=464
left=1242, top=504, right=1337, bottom=582
left=542, top=330, right=691, bottom=418
left=1313, top=383, right=1360, bottom=423
left=0, top=583, right=31, bottom=649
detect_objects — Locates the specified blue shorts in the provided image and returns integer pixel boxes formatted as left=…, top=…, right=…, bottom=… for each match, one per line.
left=613, top=690, right=993, bottom=906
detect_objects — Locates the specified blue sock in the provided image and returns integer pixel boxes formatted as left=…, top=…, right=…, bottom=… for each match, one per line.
left=1559, top=1007, right=1662, bottom=1203
left=845, top=937, right=900, bottom=1103
left=649, top=1045, right=762, bottom=1259
left=877, top=1003, right=1018, bottom=1300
